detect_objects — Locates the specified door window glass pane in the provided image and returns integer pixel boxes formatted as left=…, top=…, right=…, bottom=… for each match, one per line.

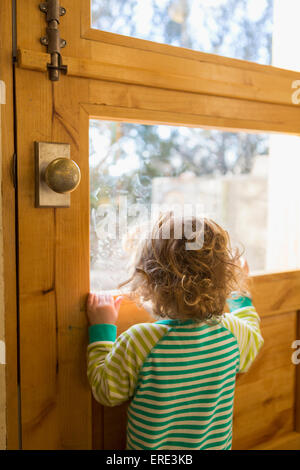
left=90, top=121, right=300, bottom=292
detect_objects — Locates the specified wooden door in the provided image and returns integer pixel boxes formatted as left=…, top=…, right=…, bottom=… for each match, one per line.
left=7, top=0, right=300, bottom=449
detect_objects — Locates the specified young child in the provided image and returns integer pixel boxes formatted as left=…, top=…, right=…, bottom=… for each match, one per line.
left=86, top=214, right=264, bottom=450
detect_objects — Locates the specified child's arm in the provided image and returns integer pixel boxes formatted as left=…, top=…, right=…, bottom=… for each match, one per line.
left=86, top=293, right=139, bottom=407
left=86, top=293, right=168, bottom=406
left=222, top=292, right=264, bottom=373
left=87, top=324, right=141, bottom=406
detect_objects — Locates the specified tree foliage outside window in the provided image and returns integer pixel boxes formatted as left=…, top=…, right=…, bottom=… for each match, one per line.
left=92, top=0, right=273, bottom=63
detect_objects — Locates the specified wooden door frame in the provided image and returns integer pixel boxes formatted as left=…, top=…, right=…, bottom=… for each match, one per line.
left=0, top=0, right=19, bottom=450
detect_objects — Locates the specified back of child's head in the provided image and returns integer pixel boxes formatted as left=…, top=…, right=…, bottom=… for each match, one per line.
left=122, top=212, right=248, bottom=322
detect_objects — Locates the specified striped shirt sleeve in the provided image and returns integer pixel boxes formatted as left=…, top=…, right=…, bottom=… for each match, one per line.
left=87, top=322, right=169, bottom=407
left=222, top=295, right=264, bottom=373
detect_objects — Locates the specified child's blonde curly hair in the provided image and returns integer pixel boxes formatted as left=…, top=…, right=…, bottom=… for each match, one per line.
left=121, top=212, right=249, bottom=322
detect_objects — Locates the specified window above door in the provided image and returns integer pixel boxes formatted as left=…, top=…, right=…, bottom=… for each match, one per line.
left=91, top=0, right=273, bottom=65
left=89, top=0, right=300, bottom=72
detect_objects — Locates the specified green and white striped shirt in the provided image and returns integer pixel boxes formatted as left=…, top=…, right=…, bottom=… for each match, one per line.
left=87, top=298, right=263, bottom=450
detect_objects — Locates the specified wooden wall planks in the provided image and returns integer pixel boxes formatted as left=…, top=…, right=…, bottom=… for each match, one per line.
left=0, top=0, right=19, bottom=450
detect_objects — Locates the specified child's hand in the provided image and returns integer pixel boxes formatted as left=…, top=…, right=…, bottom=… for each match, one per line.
left=240, top=257, right=249, bottom=275
left=86, top=293, right=123, bottom=325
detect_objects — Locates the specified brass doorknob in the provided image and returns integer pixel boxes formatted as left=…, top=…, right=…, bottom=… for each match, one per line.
left=44, top=158, right=81, bottom=194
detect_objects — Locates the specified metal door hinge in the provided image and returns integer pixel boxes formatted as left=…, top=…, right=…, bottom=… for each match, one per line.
left=39, top=1, right=67, bottom=82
